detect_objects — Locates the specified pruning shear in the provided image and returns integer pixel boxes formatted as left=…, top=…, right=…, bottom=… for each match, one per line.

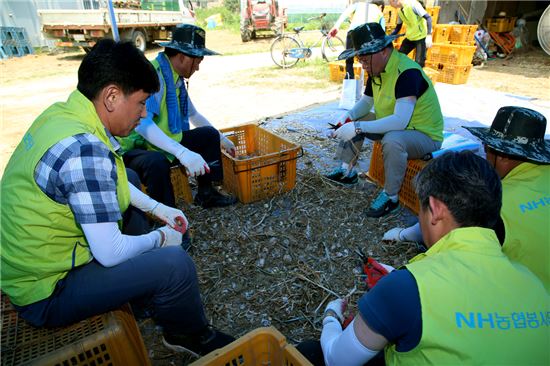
left=328, top=117, right=353, bottom=130
left=174, top=216, right=188, bottom=234
left=355, top=249, right=390, bottom=290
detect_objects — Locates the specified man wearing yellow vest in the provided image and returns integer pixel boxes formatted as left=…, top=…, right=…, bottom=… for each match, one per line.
left=297, top=151, right=548, bottom=365
left=119, top=24, right=237, bottom=209
left=328, top=0, right=385, bottom=79
left=329, top=23, right=443, bottom=218
left=389, top=0, right=433, bottom=67
left=384, top=106, right=550, bottom=292
left=0, top=40, right=234, bottom=357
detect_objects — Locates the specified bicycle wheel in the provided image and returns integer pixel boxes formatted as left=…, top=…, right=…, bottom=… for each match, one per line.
left=321, top=35, right=346, bottom=62
left=270, top=35, right=301, bottom=68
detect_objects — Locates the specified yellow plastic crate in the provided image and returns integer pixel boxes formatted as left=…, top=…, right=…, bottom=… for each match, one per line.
left=426, top=44, right=476, bottom=66
left=448, top=24, right=478, bottom=45
left=1, top=296, right=150, bottom=366
left=170, top=165, right=193, bottom=204
left=220, top=124, right=302, bottom=204
left=427, top=6, right=440, bottom=25
left=423, top=67, right=439, bottom=85
left=425, top=61, right=472, bottom=85
left=367, top=141, right=426, bottom=215
left=328, top=60, right=366, bottom=84
left=383, top=6, right=399, bottom=28
left=190, top=327, right=312, bottom=366
left=485, top=17, right=517, bottom=33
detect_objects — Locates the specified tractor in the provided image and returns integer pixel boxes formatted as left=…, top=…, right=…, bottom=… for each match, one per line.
left=240, top=0, right=287, bottom=42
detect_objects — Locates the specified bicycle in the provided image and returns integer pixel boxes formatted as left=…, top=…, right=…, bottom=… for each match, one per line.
left=270, top=13, right=346, bottom=68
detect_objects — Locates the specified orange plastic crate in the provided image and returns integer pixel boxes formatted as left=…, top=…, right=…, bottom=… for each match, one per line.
left=426, top=44, right=476, bottom=65
left=190, top=327, right=312, bottom=366
left=432, top=24, right=452, bottom=43
left=328, top=60, right=365, bottom=84
left=383, top=6, right=398, bottom=28
left=426, top=61, right=472, bottom=84
left=367, top=141, right=426, bottom=215
left=448, top=24, right=478, bottom=45
left=220, top=124, right=302, bottom=204
left=1, top=295, right=150, bottom=366
left=485, top=17, right=517, bottom=33
left=427, top=6, right=440, bottom=24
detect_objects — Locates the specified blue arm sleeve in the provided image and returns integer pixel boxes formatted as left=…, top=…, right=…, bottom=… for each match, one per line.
left=358, top=269, right=422, bottom=352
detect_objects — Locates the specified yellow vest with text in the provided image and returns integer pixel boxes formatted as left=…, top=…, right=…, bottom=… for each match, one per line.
left=385, top=227, right=549, bottom=365
left=372, top=49, right=443, bottom=142
left=119, top=53, right=182, bottom=162
left=501, top=162, right=550, bottom=292
left=0, top=91, right=131, bottom=306
left=399, top=0, right=427, bottom=41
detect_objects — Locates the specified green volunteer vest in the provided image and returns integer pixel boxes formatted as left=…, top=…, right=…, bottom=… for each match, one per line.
left=372, top=49, right=443, bottom=142
left=0, top=90, right=131, bottom=306
left=119, top=53, right=181, bottom=162
left=399, top=0, right=427, bottom=41
left=501, top=162, right=550, bottom=292
left=385, top=227, right=549, bottom=365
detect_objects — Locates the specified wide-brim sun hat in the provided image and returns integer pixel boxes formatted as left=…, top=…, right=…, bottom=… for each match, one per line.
left=159, top=24, right=220, bottom=57
left=463, top=106, right=550, bottom=164
left=338, top=22, right=402, bottom=60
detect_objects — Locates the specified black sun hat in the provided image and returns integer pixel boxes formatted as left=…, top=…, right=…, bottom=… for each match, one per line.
left=338, top=22, right=402, bottom=60
left=159, top=24, right=220, bottom=57
left=463, top=106, right=550, bottom=164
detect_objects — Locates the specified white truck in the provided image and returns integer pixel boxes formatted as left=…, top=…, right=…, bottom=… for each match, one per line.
left=37, top=0, right=195, bottom=52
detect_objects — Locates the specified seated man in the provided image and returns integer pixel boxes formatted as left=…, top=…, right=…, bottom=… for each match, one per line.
left=385, top=106, right=550, bottom=291
left=328, top=23, right=443, bottom=218
left=119, top=24, right=237, bottom=209
left=0, top=39, right=233, bottom=357
left=298, top=151, right=548, bottom=365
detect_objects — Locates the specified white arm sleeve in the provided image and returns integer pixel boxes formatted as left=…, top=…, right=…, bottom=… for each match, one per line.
left=128, top=182, right=157, bottom=213
left=358, top=97, right=416, bottom=134
left=188, top=98, right=213, bottom=129
left=82, top=222, right=161, bottom=267
left=321, top=318, right=380, bottom=366
left=134, top=116, right=186, bottom=157
left=333, top=4, right=355, bottom=30
left=349, top=95, right=374, bottom=121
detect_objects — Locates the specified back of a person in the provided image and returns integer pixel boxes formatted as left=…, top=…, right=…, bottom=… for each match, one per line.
left=501, top=162, right=550, bottom=291
left=350, top=3, right=383, bottom=30
left=386, top=227, right=549, bottom=365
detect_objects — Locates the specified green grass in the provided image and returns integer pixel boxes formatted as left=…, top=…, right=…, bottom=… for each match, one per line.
left=195, top=6, right=240, bottom=33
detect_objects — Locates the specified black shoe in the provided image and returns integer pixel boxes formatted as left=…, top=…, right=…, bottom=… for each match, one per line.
left=194, top=189, right=238, bottom=208
left=365, top=191, right=399, bottom=218
left=162, top=326, right=235, bottom=357
left=181, top=231, right=191, bottom=251
left=324, top=168, right=358, bottom=185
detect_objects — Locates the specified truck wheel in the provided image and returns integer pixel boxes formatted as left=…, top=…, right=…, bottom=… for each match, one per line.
left=241, top=28, right=252, bottom=42
left=132, top=30, right=147, bottom=52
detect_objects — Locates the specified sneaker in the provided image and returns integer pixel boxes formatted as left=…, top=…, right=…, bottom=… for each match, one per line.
left=194, top=189, right=238, bottom=208
left=365, top=191, right=399, bottom=218
left=162, top=326, right=235, bottom=357
left=324, top=168, right=358, bottom=185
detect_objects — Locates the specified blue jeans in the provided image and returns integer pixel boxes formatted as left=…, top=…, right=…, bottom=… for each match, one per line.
left=15, top=169, right=208, bottom=335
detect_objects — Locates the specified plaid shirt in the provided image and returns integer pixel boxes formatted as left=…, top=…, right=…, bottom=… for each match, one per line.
left=34, top=131, right=122, bottom=224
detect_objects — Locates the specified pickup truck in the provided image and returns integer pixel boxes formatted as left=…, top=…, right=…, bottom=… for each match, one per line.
left=37, top=0, right=195, bottom=52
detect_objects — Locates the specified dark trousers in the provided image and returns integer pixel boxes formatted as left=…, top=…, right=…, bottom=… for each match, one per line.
left=345, top=32, right=355, bottom=79
left=123, top=126, right=222, bottom=207
left=14, top=168, right=208, bottom=336
left=296, top=340, right=386, bottom=366
left=398, top=37, right=427, bottom=67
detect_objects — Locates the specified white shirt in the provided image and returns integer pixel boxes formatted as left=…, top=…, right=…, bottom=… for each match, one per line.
left=333, top=2, right=384, bottom=31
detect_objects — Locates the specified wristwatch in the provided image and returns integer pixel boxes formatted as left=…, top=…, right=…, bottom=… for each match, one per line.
left=354, top=121, right=363, bottom=135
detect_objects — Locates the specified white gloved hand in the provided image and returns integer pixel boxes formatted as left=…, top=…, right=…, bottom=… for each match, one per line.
left=220, top=135, right=236, bottom=157
left=323, top=298, right=346, bottom=324
left=333, top=122, right=357, bottom=141
left=156, top=225, right=183, bottom=247
left=425, top=34, right=433, bottom=48
left=176, top=148, right=209, bottom=177
left=151, top=203, right=188, bottom=232
left=382, top=227, right=404, bottom=242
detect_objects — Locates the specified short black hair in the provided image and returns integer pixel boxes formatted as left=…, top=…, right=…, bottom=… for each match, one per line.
left=77, top=39, right=159, bottom=100
left=414, top=150, right=502, bottom=229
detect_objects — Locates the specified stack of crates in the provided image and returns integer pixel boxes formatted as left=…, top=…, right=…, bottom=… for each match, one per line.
left=0, top=27, right=33, bottom=59
left=426, top=23, right=478, bottom=84
left=328, top=60, right=367, bottom=85
left=485, top=17, right=517, bottom=33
